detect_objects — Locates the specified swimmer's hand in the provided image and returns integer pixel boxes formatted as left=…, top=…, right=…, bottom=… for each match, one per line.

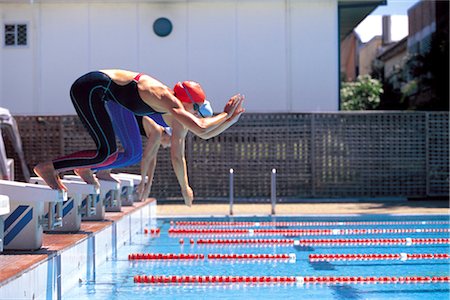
left=226, top=95, right=245, bottom=124
left=223, top=94, right=244, bottom=118
left=233, top=96, right=245, bottom=116
left=182, top=186, right=194, bottom=207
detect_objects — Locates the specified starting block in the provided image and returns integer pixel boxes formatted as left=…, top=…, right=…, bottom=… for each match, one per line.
left=63, top=175, right=121, bottom=214
left=111, top=174, right=135, bottom=206
left=117, top=173, right=144, bottom=202
left=0, top=180, right=66, bottom=250
left=30, top=177, right=99, bottom=232
left=0, top=194, right=10, bottom=252
left=99, top=179, right=121, bottom=212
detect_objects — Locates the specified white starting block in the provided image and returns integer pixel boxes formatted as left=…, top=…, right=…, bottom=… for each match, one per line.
left=0, top=180, right=66, bottom=250
left=117, top=173, right=144, bottom=202
left=30, top=177, right=99, bottom=232
left=99, top=179, right=121, bottom=212
left=111, top=174, right=135, bottom=206
left=63, top=175, right=121, bottom=214
left=0, top=194, right=10, bottom=252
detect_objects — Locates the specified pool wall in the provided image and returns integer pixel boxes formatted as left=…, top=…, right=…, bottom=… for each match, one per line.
left=0, top=199, right=156, bottom=299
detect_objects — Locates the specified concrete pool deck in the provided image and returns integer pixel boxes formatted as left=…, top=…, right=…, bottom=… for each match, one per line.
left=0, top=198, right=157, bottom=299
left=157, top=201, right=450, bottom=216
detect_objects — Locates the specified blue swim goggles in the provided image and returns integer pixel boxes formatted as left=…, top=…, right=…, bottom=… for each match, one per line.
left=181, top=83, right=213, bottom=118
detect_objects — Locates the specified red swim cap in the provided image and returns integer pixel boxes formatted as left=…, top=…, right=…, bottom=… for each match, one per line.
left=173, top=81, right=206, bottom=103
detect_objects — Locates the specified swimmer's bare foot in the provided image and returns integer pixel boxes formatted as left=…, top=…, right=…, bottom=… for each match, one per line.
left=136, top=182, right=145, bottom=200
left=34, top=161, right=67, bottom=191
left=182, top=186, right=194, bottom=207
left=74, top=168, right=100, bottom=189
left=95, top=169, right=120, bottom=183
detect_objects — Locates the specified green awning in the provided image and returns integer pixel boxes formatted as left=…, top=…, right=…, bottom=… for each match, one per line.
left=339, top=0, right=387, bottom=41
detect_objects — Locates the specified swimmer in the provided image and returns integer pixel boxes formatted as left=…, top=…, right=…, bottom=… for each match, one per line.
left=96, top=93, right=243, bottom=206
left=34, top=69, right=244, bottom=191
left=94, top=114, right=172, bottom=201
left=137, top=101, right=242, bottom=206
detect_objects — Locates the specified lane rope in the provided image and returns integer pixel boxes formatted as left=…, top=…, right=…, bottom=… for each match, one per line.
left=168, top=228, right=449, bottom=236
left=171, top=221, right=450, bottom=227
left=134, top=275, right=450, bottom=284
left=309, top=253, right=450, bottom=261
left=195, top=238, right=450, bottom=246
left=128, top=253, right=297, bottom=261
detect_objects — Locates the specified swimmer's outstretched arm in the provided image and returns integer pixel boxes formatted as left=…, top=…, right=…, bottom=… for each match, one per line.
left=159, top=93, right=243, bottom=136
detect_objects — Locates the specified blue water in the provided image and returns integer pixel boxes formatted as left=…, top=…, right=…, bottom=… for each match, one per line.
left=65, top=215, right=450, bottom=300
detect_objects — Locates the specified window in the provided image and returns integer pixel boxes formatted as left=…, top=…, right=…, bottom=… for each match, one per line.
left=4, top=24, right=27, bottom=47
left=153, top=18, right=172, bottom=37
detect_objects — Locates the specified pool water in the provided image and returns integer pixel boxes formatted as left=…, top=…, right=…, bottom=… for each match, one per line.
left=64, top=215, right=450, bottom=300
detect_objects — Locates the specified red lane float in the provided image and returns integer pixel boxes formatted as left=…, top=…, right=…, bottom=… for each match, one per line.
left=144, top=228, right=161, bottom=234
left=128, top=253, right=204, bottom=260
left=170, top=228, right=248, bottom=234
left=171, top=220, right=449, bottom=227
left=197, top=239, right=295, bottom=245
left=128, top=252, right=296, bottom=261
left=196, top=238, right=450, bottom=246
left=208, top=253, right=294, bottom=260
left=168, top=228, right=449, bottom=236
left=134, top=275, right=450, bottom=284
left=309, top=253, right=450, bottom=261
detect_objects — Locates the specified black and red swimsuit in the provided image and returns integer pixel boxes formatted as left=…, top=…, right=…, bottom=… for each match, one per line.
left=52, top=71, right=160, bottom=172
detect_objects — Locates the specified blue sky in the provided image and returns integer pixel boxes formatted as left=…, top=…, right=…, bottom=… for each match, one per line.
left=371, top=0, right=421, bottom=15
left=355, top=0, right=421, bottom=42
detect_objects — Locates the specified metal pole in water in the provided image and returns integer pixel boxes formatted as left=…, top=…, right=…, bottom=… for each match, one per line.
left=271, top=168, right=276, bottom=215
left=229, top=168, right=234, bottom=216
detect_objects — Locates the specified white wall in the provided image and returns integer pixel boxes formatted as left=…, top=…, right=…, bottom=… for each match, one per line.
left=0, top=4, right=36, bottom=113
left=237, top=1, right=288, bottom=112
left=40, top=4, right=90, bottom=114
left=139, top=3, right=188, bottom=85
left=291, top=0, right=339, bottom=111
left=0, top=0, right=339, bottom=115
left=188, top=2, right=238, bottom=109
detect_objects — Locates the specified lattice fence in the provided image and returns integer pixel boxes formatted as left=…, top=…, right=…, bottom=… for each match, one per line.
left=3, top=112, right=448, bottom=200
left=311, top=113, right=427, bottom=197
left=427, top=112, right=449, bottom=196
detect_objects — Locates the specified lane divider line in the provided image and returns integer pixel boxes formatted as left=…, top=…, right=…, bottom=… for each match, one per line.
left=171, top=221, right=450, bottom=227
left=168, top=228, right=449, bottom=236
left=134, top=275, right=450, bottom=284
left=195, top=238, right=450, bottom=246
left=128, top=253, right=297, bottom=261
left=309, top=253, right=450, bottom=261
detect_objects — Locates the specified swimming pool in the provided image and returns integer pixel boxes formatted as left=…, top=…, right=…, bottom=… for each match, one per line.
left=64, top=214, right=450, bottom=300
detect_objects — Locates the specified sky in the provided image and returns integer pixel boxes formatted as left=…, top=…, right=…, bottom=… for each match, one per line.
left=355, top=0, right=421, bottom=43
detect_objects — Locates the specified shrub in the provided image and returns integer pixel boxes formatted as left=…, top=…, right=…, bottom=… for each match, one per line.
left=340, top=75, right=383, bottom=110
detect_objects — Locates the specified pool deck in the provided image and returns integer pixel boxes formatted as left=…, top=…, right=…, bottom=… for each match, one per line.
left=157, top=200, right=450, bottom=217
left=0, top=198, right=155, bottom=288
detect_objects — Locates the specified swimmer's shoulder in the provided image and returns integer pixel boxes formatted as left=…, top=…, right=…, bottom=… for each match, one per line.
left=99, top=69, right=136, bottom=81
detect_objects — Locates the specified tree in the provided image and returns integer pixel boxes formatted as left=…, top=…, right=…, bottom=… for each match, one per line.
left=404, top=31, right=449, bottom=110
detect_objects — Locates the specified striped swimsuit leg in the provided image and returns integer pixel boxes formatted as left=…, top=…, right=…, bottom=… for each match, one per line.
left=52, top=72, right=119, bottom=172
left=93, top=100, right=143, bottom=171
